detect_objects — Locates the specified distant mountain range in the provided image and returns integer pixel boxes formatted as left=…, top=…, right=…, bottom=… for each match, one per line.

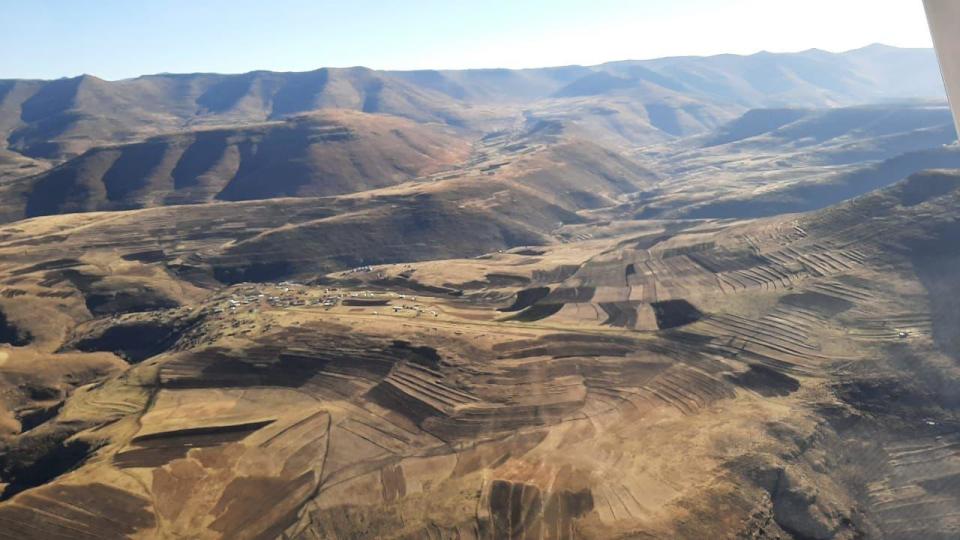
left=0, top=44, right=945, bottom=161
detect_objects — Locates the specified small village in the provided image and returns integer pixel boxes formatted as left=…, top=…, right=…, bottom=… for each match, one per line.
left=206, top=276, right=442, bottom=320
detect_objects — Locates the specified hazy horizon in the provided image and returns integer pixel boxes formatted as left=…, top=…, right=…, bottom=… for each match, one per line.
left=9, top=42, right=937, bottom=83
left=1, top=0, right=935, bottom=80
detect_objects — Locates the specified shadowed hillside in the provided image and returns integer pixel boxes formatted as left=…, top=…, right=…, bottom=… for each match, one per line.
left=0, top=111, right=471, bottom=222
left=698, top=104, right=956, bottom=164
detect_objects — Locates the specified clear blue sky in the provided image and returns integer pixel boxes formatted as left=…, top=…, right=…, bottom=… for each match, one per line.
left=0, top=0, right=934, bottom=80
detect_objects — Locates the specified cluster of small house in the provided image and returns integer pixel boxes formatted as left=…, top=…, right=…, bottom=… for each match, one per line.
left=203, top=282, right=441, bottom=319
left=209, top=282, right=330, bottom=314
left=343, top=265, right=375, bottom=275
left=390, top=302, right=439, bottom=317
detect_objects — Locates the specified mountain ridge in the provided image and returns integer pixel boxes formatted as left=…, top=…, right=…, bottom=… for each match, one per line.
left=0, top=45, right=946, bottom=162
left=13, top=42, right=930, bottom=84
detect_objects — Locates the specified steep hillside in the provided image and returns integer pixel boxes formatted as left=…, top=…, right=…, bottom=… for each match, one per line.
left=501, top=144, right=656, bottom=209
left=206, top=139, right=657, bottom=279
left=674, top=145, right=960, bottom=219
left=520, top=93, right=739, bottom=145
left=698, top=104, right=956, bottom=164
left=0, top=126, right=662, bottom=288
left=0, top=116, right=660, bottom=224
left=0, top=111, right=471, bottom=222
left=0, top=150, right=48, bottom=185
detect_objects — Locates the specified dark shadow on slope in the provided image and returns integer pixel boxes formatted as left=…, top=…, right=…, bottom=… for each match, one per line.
left=0, top=432, right=94, bottom=502
left=727, top=364, right=800, bottom=397
left=652, top=300, right=703, bottom=329
left=0, top=309, right=32, bottom=346
left=72, top=318, right=195, bottom=364
left=499, top=287, right=550, bottom=313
